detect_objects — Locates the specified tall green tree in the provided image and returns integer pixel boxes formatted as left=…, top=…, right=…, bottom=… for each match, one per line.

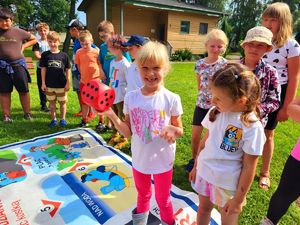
left=34, top=0, right=70, bottom=32
left=63, top=0, right=77, bottom=53
left=0, top=0, right=34, bottom=27
left=0, top=0, right=70, bottom=31
left=219, top=16, right=233, bottom=56
left=194, top=0, right=228, bottom=11
left=179, top=0, right=227, bottom=11
left=228, top=0, right=266, bottom=49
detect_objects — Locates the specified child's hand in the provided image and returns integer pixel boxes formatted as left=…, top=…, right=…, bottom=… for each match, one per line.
left=189, top=165, right=197, bottom=183
left=100, top=70, right=106, bottom=81
left=41, top=84, right=47, bottom=92
left=222, top=198, right=243, bottom=215
left=64, top=83, right=70, bottom=92
left=97, top=107, right=114, bottom=117
left=160, top=125, right=181, bottom=143
left=277, top=107, right=289, bottom=121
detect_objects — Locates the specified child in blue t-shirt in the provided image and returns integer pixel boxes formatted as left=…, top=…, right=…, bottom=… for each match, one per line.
left=96, top=20, right=131, bottom=133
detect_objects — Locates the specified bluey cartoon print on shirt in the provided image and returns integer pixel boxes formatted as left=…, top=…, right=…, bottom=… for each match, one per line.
left=131, top=108, right=166, bottom=144
left=220, top=125, right=243, bottom=152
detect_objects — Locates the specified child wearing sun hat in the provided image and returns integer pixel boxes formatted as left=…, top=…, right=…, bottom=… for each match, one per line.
left=240, top=26, right=281, bottom=190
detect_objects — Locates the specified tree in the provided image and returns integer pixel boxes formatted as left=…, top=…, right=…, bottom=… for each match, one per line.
left=228, top=0, right=266, bottom=49
left=194, top=0, right=228, bottom=11
left=1, top=0, right=34, bottom=28
left=179, top=0, right=228, bottom=11
left=34, top=0, right=70, bottom=32
left=0, top=0, right=70, bottom=31
left=63, top=0, right=77, bottom=53
left=219, top=16, right=233, bottom=56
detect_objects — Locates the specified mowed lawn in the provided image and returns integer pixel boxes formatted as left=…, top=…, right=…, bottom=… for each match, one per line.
left=0, top=57, right=299, bottom=224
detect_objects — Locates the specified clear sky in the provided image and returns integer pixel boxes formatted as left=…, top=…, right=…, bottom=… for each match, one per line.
left=76, top=0, right=86, bottom=25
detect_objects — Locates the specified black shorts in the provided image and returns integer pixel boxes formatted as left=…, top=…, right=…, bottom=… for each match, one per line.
left=192, top=106, right=209, bottom=126
left=0, top=65, right=30, bottom=93
left=265, top=84, right=287, bottom=130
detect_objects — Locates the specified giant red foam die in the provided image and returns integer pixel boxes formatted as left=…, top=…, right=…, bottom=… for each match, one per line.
left=81, top=80, right=115, bottom=112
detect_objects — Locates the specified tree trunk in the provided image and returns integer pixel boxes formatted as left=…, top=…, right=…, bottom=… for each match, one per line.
left=63, top=0, right=76, bottom=53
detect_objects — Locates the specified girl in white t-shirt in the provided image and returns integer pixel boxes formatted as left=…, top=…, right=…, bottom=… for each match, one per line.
left=100, top=41, right=183, bottom=225
left=187, top=29, right=228, bottom=172
left=259, top=2, right=300, bottom=190
left=189, top=63, right=266, bottom=225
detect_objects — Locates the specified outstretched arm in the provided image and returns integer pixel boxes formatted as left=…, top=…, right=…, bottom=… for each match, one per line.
left=100, top=108, right=132, bottom=137
left=160, top=115, right=183, bottom=143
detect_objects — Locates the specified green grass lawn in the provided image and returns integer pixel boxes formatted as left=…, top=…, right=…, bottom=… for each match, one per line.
left=0, top=55, right=299, bottom=224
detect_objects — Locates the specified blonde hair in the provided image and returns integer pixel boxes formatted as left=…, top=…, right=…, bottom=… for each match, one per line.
left=36, top=22, right=49, bottom=31
left=205, top=28, right=229, bottom=47
left=136, top=41, right=170, bottom=75
left=209, top=63, right=261, bottom=127
left=97, top=20, right=114, bottom=33
left=79, top=30, right=93, bottom=42
left=47, top=31, right=60, bottom=42
left=262, top=2, right=292, bottom=47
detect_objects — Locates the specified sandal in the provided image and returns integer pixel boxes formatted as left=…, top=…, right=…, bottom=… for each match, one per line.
left=259, top=174, right=270, bottom=190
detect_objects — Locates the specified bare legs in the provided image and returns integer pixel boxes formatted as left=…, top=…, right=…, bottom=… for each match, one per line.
left=0, top=92, right=30, bottom=116
left=259, top=129, right=274, bottom=189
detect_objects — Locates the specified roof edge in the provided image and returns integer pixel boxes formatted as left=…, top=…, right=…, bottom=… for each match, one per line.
left=125, top=0, right=224, bottom=16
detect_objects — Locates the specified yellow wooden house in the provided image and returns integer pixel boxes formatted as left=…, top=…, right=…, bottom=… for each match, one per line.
left=78, top=0, right=225, bottom=54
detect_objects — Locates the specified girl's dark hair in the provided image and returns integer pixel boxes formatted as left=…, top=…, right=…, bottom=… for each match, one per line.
left=108, top=34, right=127, bottom=52
left=209, top=63, right=261, bottom=127
left=0, top=8, right=13, bottom=20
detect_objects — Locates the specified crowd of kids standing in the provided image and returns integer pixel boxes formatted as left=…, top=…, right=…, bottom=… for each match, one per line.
left=0, top=2, right=300, bottom=225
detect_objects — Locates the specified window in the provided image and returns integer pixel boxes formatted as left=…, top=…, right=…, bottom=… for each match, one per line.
left=199, top=23, right=208, bottom=35
left=180, top=21, right=190, bottom=34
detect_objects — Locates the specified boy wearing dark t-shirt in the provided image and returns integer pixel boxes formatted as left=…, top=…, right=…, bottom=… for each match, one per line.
left=40, top=31, right=71, bottom=127
left=0, top=8, right=37, bottom=122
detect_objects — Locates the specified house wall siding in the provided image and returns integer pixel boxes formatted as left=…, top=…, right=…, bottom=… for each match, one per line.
left=85, top=0, right=106, bottom=46
left=167, top=12, right=219, bottom=54
left=111, top=5, right=163, bottom=40
left=83, top=2, right=220, bottom=53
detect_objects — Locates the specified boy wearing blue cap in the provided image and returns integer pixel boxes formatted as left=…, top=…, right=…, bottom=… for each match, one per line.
left=122, top=35, right=146, bottom=93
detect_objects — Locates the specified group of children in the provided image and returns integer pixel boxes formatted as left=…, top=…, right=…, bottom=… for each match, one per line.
left=0, top=2, right=300, bottom=225
left=187, top=2, right=300, bottom=225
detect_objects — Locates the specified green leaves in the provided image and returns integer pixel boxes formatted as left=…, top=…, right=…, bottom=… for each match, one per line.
left=1, top=0, right=71, bottom=32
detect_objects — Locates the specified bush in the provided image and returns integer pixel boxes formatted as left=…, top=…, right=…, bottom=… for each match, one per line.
left=170, top=48, right=193, bottom=61
left=170, top=53, right=182, bottom=61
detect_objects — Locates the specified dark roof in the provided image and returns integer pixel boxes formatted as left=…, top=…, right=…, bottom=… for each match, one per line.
left=78, top=0, right=224, bottom=16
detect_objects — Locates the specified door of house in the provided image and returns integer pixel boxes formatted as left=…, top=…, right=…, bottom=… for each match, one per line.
left=158, top=24, right=165, bottom=42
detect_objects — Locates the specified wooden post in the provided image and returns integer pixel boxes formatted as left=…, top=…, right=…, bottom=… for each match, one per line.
left=104, top=0, right=107, bottom=20
left=120, top=3, right=124, bottom=35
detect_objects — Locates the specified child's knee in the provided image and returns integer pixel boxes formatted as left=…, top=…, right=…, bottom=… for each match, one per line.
left=155, top=195, right=171, bottom=209
left=198, top=204, right=213, bottom=215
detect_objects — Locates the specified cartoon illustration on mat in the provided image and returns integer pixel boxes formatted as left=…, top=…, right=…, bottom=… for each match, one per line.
left=81, top=165, right=130, bottom=195
left=0, top=150, right=27, bottom=187
left=20, top=134, right=91, bottom=173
